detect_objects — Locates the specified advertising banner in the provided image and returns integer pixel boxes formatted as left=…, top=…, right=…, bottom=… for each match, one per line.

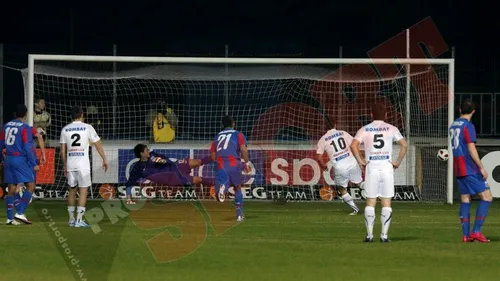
left=95, top=144, right=413, bottom=187
left=36, top=148, right=56, bottom=184
left=477, top=147, right=500, bottom=198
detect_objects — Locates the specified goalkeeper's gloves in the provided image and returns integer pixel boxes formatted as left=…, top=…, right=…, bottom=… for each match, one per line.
left=151, top=156, right=167, bottom=164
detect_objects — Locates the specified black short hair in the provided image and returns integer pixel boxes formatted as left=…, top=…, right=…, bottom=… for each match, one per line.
left=15, top=104, right=27, bottom=118
left=71, top=106, right=84, bottom=120
left=134, top=144, right=148, bottom=158
left=222, top=115, right=235, bottom=128
left=34, top=95, right=45, bottom=103
left=460, top=99, right=475, bottom=114
left=371, top=103, right=386, bottom=121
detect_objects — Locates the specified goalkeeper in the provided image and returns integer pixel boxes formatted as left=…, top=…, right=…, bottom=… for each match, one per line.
left=125, top=143, right=214, bottom=204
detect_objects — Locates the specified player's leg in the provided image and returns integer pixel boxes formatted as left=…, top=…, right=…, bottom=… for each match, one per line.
left=66, top=171, right=78, bottom=226
left=13, top=161, right=35, bottom=224
left=15, top=181, right=35, bottom=223
left=187, top=156, right=212, bottom=169
left=456, top=177, right=472, bottom=242
left=13, top=184, right=22, bottom=208
left=363, top=171, right=379, bottom=242
left=229, top=170, right=245, bottom=221
left=5, top=183, right=21, bottom=225
left=4, top=161, right=21, bottom=225
left=379, top=171, right=395, bottom=243
left=74, top=187, right=90, bottom=227
left=74, top=170, right=92, bottom=228
left=469, top=175, right=493, bottom=242
left=215, top=170, right=229, bottom=203
left=337, top=166, right=360, bottom=215
left=176, top=159, right=215, bottom=186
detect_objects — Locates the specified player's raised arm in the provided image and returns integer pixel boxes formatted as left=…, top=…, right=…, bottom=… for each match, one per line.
left=89, top=126, right=108, bottom=172
left=391, top=128, right=408, bottom=169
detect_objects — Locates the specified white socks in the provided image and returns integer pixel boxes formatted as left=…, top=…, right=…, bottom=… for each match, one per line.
left=364, top=206, right=375, bottom=238
left=365, top=206, right=393, bottom=239
left=76, top=206, right=86, bottom=222
left=381, top=207, right=393, bottom=239
left=68, top=206, right=75, bottom=220
left=341, top=193, right=359, bottom=213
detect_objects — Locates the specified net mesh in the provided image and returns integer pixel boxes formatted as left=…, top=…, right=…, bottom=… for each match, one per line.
left=19, top=61, right=450, bottom=202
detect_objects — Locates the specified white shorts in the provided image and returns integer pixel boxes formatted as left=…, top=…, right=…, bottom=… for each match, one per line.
left=364, top=169, right=394, bottom=198
left=334, top=164, right=363, bottom=188
left=67, top=170, right=92, bottom=188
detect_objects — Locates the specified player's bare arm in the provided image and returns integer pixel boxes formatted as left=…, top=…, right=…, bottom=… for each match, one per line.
left=60, top=143, right=67, bottom=176
left=240, top=143, right=251, bottom=173
left=467, top=142, right=487, bottom=180
left=35, top=132, right=46, bottom=165
left=315, top=153, right=327, bottom=171
left=391, top=138, right=408, bottom=169
left=350, top=139, right=366, bottom=167
left=93, top=141, right=108, bottom=172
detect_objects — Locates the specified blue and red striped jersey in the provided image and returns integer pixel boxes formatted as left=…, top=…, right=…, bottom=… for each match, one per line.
left=211, top=128, right=247, bottom=170
left=0, top=119, right=37, bottom=166
left=449, top=117, right=478, bottom=177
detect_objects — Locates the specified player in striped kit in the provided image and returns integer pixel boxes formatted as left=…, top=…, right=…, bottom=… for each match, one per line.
left=211, top=116, right=251, bottom=222
left=316, top=122, right=363, bottom=215
left=449, top=99, right=492, bottom=243
left=0, top=105, right=39, bottom=225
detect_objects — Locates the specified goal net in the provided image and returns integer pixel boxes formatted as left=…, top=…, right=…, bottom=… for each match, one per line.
left=20, top=56, right=454, bottom=203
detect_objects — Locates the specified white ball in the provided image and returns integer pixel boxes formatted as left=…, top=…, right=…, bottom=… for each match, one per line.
left=437, top=149, right=449, bottom=161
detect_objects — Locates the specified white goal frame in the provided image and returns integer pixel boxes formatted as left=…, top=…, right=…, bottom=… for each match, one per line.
left=26, top=54, right=455, bottom=204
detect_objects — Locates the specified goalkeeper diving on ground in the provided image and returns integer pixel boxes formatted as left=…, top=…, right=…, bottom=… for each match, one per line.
left=124, top=144, right=214, bottom=204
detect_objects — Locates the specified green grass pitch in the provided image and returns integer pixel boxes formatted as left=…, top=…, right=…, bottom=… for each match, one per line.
left=1, top=200, right=500, bottom=281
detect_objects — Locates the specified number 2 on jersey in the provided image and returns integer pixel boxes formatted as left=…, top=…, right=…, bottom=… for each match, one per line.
left=71, top=133, right=81, bottom=147
left=217, top=133, right=232, bottom=151
left=450, top=128, right=460, bottom=149
left=5, top=127, right=18, bottom=146
left=330, top=137, right=346, bottom=152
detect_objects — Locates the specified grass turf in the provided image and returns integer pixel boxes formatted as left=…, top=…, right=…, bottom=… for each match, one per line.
left=1, top=200, right=500, bottom=281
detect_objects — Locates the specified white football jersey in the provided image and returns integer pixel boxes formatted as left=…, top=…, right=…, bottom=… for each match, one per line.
left=316, top=129, right=357, bottom=167
left=60, top=121, right=100, bottom=171
left=354, top=120, right=404, bottom=172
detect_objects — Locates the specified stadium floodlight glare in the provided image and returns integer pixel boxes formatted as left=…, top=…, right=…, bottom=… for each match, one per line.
left=23, top=54, right=454, bottom=203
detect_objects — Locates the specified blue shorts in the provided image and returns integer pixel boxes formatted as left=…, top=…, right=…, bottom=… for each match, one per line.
left=4, top=157, right=35, bottom=184
left=457, top=174, right=489, bottom=195
left=215, top=168, right=243, bottom=193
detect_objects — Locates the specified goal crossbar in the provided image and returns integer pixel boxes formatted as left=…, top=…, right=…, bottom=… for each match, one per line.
left=29, top=54, right=453, bottom=65
left=26, top=54, right=455, bottom=204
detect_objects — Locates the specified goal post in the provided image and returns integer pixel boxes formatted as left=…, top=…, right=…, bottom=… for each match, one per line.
left=24, top=54, right=455, bottom=204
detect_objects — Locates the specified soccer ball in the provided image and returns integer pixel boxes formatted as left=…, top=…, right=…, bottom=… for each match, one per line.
left=437, top=149, right=449, bottom=161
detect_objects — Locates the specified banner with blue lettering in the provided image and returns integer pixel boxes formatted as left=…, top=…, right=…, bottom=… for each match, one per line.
left=118, top=149, right=190, bottom=183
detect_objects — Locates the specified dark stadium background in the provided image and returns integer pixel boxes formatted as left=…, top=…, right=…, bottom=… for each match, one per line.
left=1, top=2, right=498, bottom=136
